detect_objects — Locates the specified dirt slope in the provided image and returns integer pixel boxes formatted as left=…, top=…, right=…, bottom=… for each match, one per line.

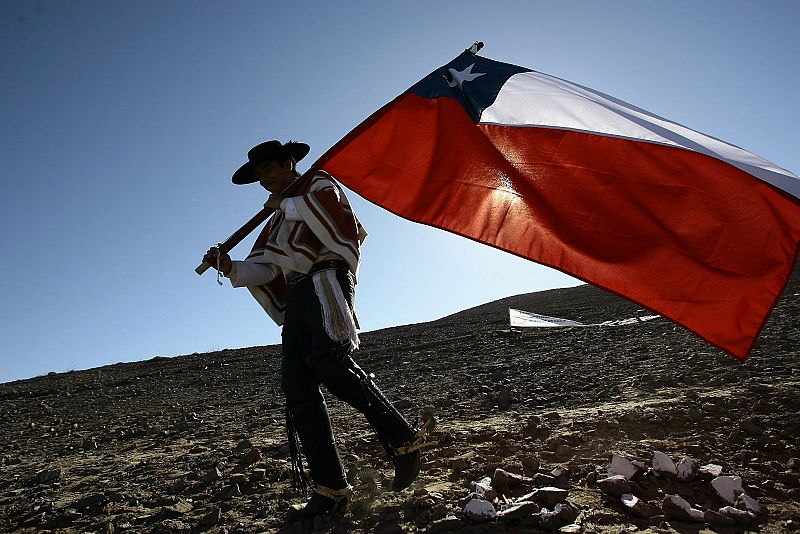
left=1, top=265, right=798, bottom=533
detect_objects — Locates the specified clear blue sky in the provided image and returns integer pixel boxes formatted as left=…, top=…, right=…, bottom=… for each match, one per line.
left=1, top=1, right=797, bottom=383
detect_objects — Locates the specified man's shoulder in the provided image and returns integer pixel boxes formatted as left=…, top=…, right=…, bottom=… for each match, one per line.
left=307, top=170, right=340, bottom=192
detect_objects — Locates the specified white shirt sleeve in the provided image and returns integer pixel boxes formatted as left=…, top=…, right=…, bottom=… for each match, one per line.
left=280, top=197, right=304, bottom=221
left=227, top=260, right=280, bottom=288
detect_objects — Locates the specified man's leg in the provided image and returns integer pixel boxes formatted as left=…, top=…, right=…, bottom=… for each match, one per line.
left=281, top=302, right=348, bottom=494
left=300, top=269, right=422, bottom=490
left=281, top=308, right=350, bottom=521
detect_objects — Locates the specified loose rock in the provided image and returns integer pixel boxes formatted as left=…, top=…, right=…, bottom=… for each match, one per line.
left=736, top=493, right=766, bottom=515
left=699, top=463, right=723, bottom=479
left=523, top=487, right=569, bottom=507
left=469, top=477, right=496, bottom=501
left=218, top=483, right=240, bottom=500
left=739, top=419, right=763, bottom=435
left=652, top=451, right=677, bottom=475
left=539, top=501, right=580, bottom=530
left=491, top=468, right=531, bottom=492
left=676, top=457, right=699, bottom=480
left=608, top=455, right=637, bottom=480
left=234, top=439, right=253, bottom=452
left=463, top=498, right=496, bottom=521
left=719, top=505, right=757, bottom=526
left=704, top=509, right=737, bottom=526
left=597, top=475, right=630, bottom=496
left=198, top=507, right=221, bottom=526
left=621, top=493, right=653, bottom=518
left=229, top=473, right=247, bottom=485
left=532, top=473, right=556, bottom=486
left=661, top=494, right=704, bottom=522
left=495, top=389, right=513, bottom=408
left=711, top=475, right=744, bottom=504
left=496, top=500, right=538, bottom=519
left=240, top=447, right=261, bottom=464
left=33, top=468, right=61, bottom=484
left=202, top=467, right=222, bottom=483
left=72, top=493, right=105, bottom=510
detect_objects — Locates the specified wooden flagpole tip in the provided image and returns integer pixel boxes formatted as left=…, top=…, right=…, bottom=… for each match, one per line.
left=468, top=41, right=484, bottom=54
left=195, top=261, right=211, bottom=275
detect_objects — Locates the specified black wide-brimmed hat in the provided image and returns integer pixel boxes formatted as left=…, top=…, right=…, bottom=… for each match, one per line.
left=232, top=140, right=310, bottom=185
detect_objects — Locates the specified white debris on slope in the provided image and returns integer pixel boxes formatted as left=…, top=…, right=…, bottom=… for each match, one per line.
left=509, top=308, right=660, bottom=328
left=463, top=498, right=496, bottom=520
left=737, top=493, right=766, bottom=515
left=652, top=451, right=677, bottom=475
left=608, top=454, right=638, bottom=480
left=677, top=457, right=699, bottom=480
left=664, top=494, right=705, bottom=521
left=711, top=475, right=744, bottom=504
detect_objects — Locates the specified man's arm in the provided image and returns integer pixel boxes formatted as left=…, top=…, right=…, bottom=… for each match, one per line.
left=228, top=261, right=280, bottom=287
left=203, top=247, right=279, bottom=287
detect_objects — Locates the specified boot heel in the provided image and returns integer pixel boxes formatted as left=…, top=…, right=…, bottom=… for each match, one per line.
left=286, top=486, right=351, bottom=522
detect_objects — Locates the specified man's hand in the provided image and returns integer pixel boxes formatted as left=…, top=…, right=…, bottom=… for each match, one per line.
left=264, top=194, right=284, bottom=210
left=203, top=247, right=232, bottom=275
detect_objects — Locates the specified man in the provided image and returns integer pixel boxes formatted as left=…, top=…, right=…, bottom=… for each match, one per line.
left=203, top=140, right=425, bottom=520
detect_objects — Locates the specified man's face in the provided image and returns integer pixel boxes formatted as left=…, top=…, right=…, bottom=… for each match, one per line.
left=254, top=159, right=293, bottom=192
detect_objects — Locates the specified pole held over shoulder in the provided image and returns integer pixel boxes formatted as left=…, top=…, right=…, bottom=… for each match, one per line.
left=195, top=170, right=314, bottom=276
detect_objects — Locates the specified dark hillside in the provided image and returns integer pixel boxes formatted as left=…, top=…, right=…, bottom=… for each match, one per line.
left=1, top=263, right=798, bottom=533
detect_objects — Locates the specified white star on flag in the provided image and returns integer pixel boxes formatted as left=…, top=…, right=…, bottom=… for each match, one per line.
left=445, top=63, right=485, bottom=89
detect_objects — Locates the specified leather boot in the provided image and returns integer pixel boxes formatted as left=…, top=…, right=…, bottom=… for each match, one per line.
left=286, top=485, right=349, bottom=522
left=389, top=417, right=436, bottom=491
left=391, top=448, right=421, bottom=491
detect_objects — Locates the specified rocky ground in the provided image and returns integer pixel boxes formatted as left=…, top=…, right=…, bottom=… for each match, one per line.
left=1, top=264, right=798, bottom=533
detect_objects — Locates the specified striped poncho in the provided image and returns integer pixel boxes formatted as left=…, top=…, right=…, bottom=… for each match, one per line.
left=243, top=171, right=368, bottom=329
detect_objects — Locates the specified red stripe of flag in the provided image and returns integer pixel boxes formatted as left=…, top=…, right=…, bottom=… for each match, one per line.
left=316, top=57, right=800, bottom=360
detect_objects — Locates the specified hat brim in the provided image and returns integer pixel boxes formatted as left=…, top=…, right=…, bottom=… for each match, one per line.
left=232, top=162, right=258, bottom=185
left=232, top=142, right=310, bottom=185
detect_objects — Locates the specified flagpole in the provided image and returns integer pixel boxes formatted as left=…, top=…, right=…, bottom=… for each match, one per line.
left=194, top=170, right=313, bottom=275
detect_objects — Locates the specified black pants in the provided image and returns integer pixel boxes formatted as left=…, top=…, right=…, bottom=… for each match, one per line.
left=281, top=266, right=414, bottom=489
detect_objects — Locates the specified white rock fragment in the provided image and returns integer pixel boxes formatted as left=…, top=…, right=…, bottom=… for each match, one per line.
left=621, top=493, right=652, bottom=518
left=470, top=477, right=492, bottom=495
left=621, top=493, right=638, bottom=507
left=469, top=476, right=497, bottom=501
left=540, top=505, right=560, bottom=520
left=608, top=454, right=637, bottom=480
left=539, top=505, right=564, bottom=529
left=677, top=457, right=699, bottom=480
left=736, top=493, right=766, bottom=515
left=539, top=501, right=580, bottom=529
left=711, top=475, right=744, bottom=504
left=496, top=500, right=537, bottom=519
left=652, top=451, right=677, bottom=475
left=719, top=505, right=757, bottom=526
left=699, top=463, right=723, bottom=478
left=663, top=494, right=705, bottom=521
left=464, top=498, right=496, bottom=520
left=687, top=508, right=705, bottom=521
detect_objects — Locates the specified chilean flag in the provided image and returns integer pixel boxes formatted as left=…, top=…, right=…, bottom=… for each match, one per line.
left=316, top=48, right=800, bottom=360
